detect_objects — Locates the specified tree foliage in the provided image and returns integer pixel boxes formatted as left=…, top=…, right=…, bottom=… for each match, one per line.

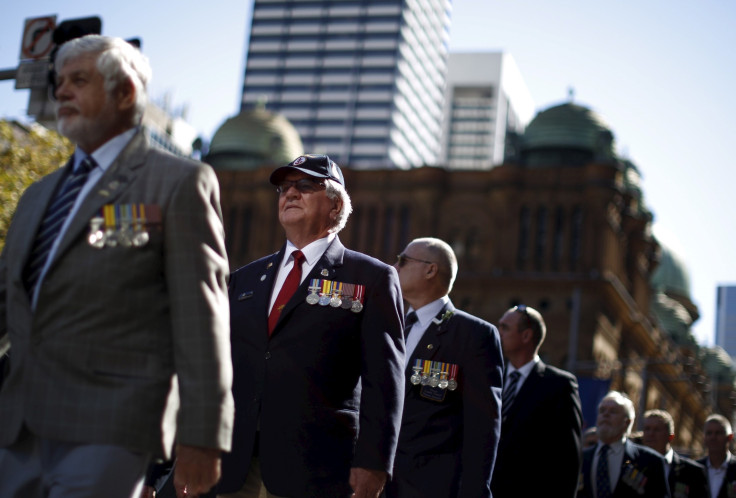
left=0, top=120, right=73, bottom=252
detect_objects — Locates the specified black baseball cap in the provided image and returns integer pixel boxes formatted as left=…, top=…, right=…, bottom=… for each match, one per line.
left=269, top=154, right=345, bottom=187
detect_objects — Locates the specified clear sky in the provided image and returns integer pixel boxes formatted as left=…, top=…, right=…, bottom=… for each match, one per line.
left=2, top=0, right=734, bottom=346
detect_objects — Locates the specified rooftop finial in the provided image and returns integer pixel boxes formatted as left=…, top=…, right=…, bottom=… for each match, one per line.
left=567, top=86, right=575, bottom=102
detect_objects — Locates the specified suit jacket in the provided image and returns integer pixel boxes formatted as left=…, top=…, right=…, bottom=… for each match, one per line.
left=697, top=454, right=736, bottom=498
left=0, top=129, right=234, bottom=457
left=579, top=440, right=670, bottom=498
left=669, top=452, right=707, bottom=498
left=218, top=237, right=405, bottom=497
left=491, top=360, right=583, bottom=497
left=385, top=300, right=503, bottom=498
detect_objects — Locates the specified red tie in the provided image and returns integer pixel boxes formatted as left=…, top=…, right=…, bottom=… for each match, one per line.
left=268, top=250, right=305, bottom=335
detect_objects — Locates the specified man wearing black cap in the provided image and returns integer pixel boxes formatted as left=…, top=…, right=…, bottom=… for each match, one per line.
left=216, top=155, right=406, bottom=498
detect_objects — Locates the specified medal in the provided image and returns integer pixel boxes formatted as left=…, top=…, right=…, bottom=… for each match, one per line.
left=351, top=284, right=365, bottom=313
left=410, top=361, right=422, bottom=385
left=88, top=215, right=105, bottom=248
left=429, top=364, right=440, bottom=388
left=420, top=360, right=431, bottom=385
left=103, top=204, right=118, bottom=247
left=306, top=278, right=320, bottom=305
left=117, top=204, right=133, bottom=247
left=319, top=280, right=332, bottom=306
left=439, top=370, right=449, bottom=390
left=330, top=281, right=343, bottom=307
left=340, top=283, right=354, bottom=309
left=447, top=363, right=458, bottom=391
left=132, top=203, right=149, bottom=247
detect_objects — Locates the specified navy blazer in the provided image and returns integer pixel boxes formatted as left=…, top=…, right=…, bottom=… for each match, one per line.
left=386, top=301, right=503, bottom=498
left=579, top=440, right=670, bottom=498
left=669, top=452, right=707, bottom=498
left=217, top=237, right=405, bottom=497
left=491, top=360, right=582, bottom=497
left=697, top=455, right=736, bottom=498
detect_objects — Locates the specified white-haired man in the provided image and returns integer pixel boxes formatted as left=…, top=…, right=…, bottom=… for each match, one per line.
left=578, top=391, right=669, bottom=498
left=0, top=35, right=233, bottom=497
left=642, top=409, right=708, bottom=498
left=217, top=155, right=405, bottom=498
left=698, top=414, right=736, bottom=498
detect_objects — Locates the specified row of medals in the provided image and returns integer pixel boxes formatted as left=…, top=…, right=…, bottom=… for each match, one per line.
left=306, top=286, right=363, bottom=313
left=88, top=216, right=150, bottom=249
left=411, top=367, right=458, bottom=391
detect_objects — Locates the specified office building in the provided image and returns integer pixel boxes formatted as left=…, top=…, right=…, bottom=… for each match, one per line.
left=240, top=0, right=452, bottom=169
left=440, top=51, right=534, bottom=169
left=716, top=285, right=736, bottom=360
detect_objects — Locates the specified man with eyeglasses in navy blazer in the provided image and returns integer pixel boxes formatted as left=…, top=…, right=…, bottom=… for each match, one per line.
left=385, top=237, right=503, bottom=498
left=216, top=155, right=405, bottom=498
left=492, top=304, right=583, bottom=497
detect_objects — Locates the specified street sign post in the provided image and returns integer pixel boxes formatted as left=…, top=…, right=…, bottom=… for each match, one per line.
left=20, top=16, right=57, bottom=61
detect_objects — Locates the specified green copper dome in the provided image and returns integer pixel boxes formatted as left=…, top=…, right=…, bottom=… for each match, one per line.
left=207, top=107, right=303, bottom=170
left=520, top=103, right=617, bottom=167
left=651, top=242, right=692, bottom=299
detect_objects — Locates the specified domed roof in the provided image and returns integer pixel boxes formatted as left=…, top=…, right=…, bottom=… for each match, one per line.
left=207, top=107, right=303, bottom=171
left=520, top=103, right=617, bottom=166
left=651, top=240, right=692, bottom=299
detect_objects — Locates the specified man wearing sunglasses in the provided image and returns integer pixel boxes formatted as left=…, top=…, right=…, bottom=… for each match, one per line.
left=386, top=237, right=503, bottom=498
left=491, top=305, right=583, bottom=497
left=217, top=155, right=405, bottom=498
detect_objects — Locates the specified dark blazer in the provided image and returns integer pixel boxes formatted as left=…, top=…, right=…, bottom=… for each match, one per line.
left=579, top=440, right=670, bottom=498
left=491, top=360, right=582, bottom=497
left=0, top=129, right=233, bottom=457
left=385, top=300, right=503, bottom=498
left=669, top=452, right=707, bottom=498
left=218, top=237, right=405, bottom=497
left=697, top=454, right=736, bottom=498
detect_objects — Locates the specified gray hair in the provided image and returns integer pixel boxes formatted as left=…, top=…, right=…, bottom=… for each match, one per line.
left=412, top=237, right=458, bottom=293
left=56, top=35, right=151, bottom=124
left=325, top=179, right=353, bottom=233
left=602, top=391, right=636, bottom=436
left=706, top=414, right=733, bottom=436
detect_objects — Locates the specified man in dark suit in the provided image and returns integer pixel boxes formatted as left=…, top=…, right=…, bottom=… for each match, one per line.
left=383, top=237, right=503, bottom=498
left=578, top=391, right=670, bottom=498
left=0, top=35, right=233, bottom=497
left=217, top=155, right=405, bottom=498
left=698, top=414, right=736, bottom=498
left=491, top=304, right=583, bottom=497
left=642, top=409, right=708, bottom=498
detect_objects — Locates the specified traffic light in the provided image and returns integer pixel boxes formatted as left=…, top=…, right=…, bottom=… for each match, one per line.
left=52, top=16, right=102, bottom=46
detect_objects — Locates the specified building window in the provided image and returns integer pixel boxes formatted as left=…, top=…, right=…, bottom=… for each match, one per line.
left=570, top=205, right=583, bottom=271
left=552, top=206, right=565, bottom=271
left=517, top=205, right=530, bottom=270
left=534, top=206, right=548, bottom=271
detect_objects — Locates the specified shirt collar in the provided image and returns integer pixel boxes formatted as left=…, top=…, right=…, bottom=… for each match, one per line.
left=285, top=233, right=335, bottom=266
left=507, top=355, right=540, bottom=380
left=664, top=448, right=674, bottom=465
left=707, top=452, right=733, bottom=470
left=598, top=437, right=626, bottom=455
left=408, top=295, right=450, bottom=328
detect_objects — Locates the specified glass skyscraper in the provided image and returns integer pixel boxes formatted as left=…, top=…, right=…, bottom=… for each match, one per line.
left=240, top=0, right=452, bottom=169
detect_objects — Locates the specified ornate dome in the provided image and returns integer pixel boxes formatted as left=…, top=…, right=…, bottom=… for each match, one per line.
left=206, top=107, right=303, bottom=170
left=651, top=241, right=692, bottom=299
left=519, top=102, right=617, bottom=167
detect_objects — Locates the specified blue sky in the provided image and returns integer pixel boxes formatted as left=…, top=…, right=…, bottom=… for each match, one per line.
left=2, top=0, right=734, bottom=346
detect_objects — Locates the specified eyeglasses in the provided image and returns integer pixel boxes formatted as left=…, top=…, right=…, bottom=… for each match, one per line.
left=514, top=304, right=529, bottom=316
left=276, top=178, right=326, bottom=195
left=396, top=253, right=434, bottom=268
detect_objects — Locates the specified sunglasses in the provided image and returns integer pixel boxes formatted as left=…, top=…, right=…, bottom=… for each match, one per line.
left=396, top=253, right=434, bottom=268
left=276, top=178, right=326, bottom=195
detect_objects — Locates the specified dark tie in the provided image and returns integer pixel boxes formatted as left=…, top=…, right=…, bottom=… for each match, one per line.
left=596, top=444, right=612, bottom=498
left=23, top=156, right=97, bottom=295
left=501, top=370, right=521, bottom=418
left=268, top=250, right=305, bottom=335
left=404, top=311, right=418, bottom=339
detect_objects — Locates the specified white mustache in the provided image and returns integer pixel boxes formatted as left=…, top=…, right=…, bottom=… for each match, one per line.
left=56, top=103, right=80, bottom=115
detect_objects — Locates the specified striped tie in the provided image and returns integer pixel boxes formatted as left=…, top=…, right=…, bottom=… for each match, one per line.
left=23, top=156, right=97, bottom=295
left=404, top=311, right=418, bottom=338
left=596, top=444, right=612, bottom=498
left=501, top=370, right=521, bottom=418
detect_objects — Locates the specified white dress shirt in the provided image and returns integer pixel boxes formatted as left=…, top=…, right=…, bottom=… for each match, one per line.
left=705, top=452, right=733, bottom=498
left=268, top=233, right=335, bottom=313
left=504, top=355, right=540, bottom=396
left=591, top=438, right=626, bottom=497
left=404, top=295, right=449, bottom=360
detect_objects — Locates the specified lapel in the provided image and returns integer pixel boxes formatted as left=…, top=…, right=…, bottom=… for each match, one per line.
left=614, top=439, right=639, bottom=494
left=405, top=300, right=455, bottom=384
left=270, top=236, right=346, bottom=336
left=48, top=130, right=148, bottom=269
left=507, top=360, right=545, bottom=420
left=8, top=159, right=71, bottom=282
left=239, top=250, right=282, bottom=336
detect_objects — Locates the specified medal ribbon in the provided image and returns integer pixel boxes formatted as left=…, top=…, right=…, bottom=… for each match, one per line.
left=321, top=279, right=333, bottom=296
left=353, top=284, right=365, bottom=305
